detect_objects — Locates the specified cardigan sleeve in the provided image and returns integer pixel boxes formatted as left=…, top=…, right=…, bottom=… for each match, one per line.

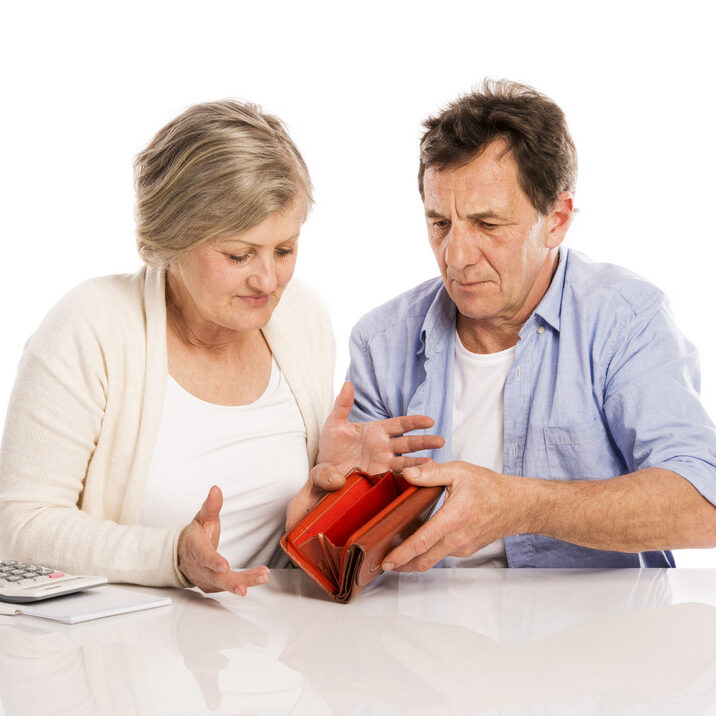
left=0, top=279, right=188, bottom=587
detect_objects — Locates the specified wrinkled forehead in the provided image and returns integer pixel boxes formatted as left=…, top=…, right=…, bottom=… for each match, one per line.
left=422, top=140, right=521, bottom=212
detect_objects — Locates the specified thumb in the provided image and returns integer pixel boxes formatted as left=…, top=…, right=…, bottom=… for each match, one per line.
left=327, top=381, right=354, bottom=424
left=310, top=462, right=346, bottom=492
left=402, top=463, right=447, bottom=487
left=195, top=485, right=223, bottom=524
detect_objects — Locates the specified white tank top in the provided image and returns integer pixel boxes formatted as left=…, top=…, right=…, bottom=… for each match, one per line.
left=139, top=358, right=308, bottom=568
left=446, top=331, right=515, bottom=568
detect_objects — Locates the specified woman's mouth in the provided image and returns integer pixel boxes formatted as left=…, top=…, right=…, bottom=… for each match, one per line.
left=238, top=294, right=271, bottom=306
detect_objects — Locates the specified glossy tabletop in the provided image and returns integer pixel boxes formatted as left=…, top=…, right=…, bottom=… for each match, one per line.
left=2, top=568, right=716, bottom=715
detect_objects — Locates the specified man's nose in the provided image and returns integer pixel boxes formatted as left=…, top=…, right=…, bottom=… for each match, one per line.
left=248, top=255, right=278, bottom=294
left=444, top=223, right=481, bottom=270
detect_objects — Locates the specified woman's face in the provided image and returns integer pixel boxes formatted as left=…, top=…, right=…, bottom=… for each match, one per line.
left=168, top=199, right=305, bottom=340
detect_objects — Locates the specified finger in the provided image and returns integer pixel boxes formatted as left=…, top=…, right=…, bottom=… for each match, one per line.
left=194, top=485, right=223, bottom=525
left=309, top=462, right=346, bottom=492
left=401, top=463, right=452, bottom=487
left=389, top=434, right=445, bottom=455
left=202, top=566, right=270, bottom=596
left=390, top=539, right=453, bottom=572
left=389, top=456, right=434, bottom=471
left=377, top=414, right=436, bottom=436
left=382, top=507, right=455, bottom=570
left=227, top=566, right=270, bottom=596
left=325, top=381, right=354, bottom=425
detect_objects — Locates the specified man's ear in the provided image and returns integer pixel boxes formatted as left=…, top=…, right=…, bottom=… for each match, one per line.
left=545, top=191, right=574, bottom=249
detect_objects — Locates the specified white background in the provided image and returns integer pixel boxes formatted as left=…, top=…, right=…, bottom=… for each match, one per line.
left=2, top=1, right=714, bottom=565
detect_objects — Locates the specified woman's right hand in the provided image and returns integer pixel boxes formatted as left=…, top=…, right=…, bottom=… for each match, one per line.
left=177, top=485, right=269, bottom=595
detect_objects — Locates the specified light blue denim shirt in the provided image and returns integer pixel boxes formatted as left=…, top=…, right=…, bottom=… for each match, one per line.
left=347, top=248, right=716, bottom=567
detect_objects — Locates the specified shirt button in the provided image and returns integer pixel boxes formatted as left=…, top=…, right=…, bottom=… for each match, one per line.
left=537, top=326, right=545, bottom=334
left=513, top=443, right=518, bottom=456
left=515, top=366, right=521, bottom=380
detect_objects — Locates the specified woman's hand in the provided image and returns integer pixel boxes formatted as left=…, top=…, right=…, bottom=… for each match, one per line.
left=317, top=381, right=445, bottom=475
left=177, top=486, right=269, bottom=595
left=286, top=462, right=345, bottom=530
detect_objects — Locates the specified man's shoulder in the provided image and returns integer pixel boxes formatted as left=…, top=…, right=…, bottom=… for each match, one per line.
left=351, top=277, right=444, bottom=343
left=564, top=249, right=666, bottom=318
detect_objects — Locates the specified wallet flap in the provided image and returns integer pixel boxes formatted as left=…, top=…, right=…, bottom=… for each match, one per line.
left=350, top=485, right=442, bottom=587
left=281, top=470, right=442, bottom=602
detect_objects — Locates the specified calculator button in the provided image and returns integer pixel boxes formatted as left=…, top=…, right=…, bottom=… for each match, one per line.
left=6, top=576, right=23, bottom=582
left=48, top=572, right=65, bottom=578
left=37, top=567, right=54, bottom=575
left=3, top=561, right=18, bottom=566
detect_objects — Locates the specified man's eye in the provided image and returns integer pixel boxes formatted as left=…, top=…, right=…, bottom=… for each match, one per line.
left=227, top=253, right=250, bottom=263
left=433, top=220, right=449, bottom=229
left=480, top=221, right=497, bottom=230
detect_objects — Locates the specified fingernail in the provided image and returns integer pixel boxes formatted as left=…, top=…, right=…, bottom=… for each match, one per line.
left=403, top=467, right=419, bottom=478
left=257, top=574, right=269, bottom=584
left=382, top=562, right=394, bottom=571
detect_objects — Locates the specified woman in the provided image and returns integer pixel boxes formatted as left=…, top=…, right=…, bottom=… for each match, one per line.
left=0, top=100, right=440, bottom=595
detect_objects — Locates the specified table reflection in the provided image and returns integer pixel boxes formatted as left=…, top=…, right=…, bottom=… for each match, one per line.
left=1, top=569, right=715, bottom=715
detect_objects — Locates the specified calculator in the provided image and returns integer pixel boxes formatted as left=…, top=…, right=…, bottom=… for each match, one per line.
left=0, top=560, right=108, bottom=604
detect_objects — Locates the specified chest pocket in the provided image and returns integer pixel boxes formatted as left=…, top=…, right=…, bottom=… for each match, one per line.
left=543, top=420, right=623, bottom=480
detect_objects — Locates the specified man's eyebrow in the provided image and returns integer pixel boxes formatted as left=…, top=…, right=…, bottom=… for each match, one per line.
left=424, top=208, right=506, bottom=221
left=466, top=210, right=504, bottom=221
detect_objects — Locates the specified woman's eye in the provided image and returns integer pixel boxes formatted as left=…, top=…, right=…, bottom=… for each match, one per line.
left=276, top=247, right=295, bottom=258
left=227, top=253, right=250, bottom=264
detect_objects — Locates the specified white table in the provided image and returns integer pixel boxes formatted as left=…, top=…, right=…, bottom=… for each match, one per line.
left=2, top=568, right=716, bottom=715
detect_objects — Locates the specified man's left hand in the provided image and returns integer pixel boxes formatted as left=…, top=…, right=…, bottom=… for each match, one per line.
left=317, top=381, right=445, bottom=475
left=381, top=461, right=520, bottom=572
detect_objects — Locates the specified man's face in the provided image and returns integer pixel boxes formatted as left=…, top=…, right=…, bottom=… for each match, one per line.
left=423, top=139, right=566, bottom=331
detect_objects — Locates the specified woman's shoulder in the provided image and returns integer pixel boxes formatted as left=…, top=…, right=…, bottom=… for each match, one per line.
left=27, top=268, right=152, bottom=355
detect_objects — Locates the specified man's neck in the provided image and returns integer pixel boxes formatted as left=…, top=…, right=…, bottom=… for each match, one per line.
left=457, top=249, right=560, bottom=354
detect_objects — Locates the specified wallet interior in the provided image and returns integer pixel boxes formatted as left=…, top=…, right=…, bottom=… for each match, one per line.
left=290, top=471, right=413, bottom=590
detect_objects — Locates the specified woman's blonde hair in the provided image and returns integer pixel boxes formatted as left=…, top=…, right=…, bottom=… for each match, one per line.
left=134, top=100, right=313, bottom=267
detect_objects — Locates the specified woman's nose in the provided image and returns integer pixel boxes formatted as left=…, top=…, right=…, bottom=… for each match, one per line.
left=248, top=256, right=278, bottom=294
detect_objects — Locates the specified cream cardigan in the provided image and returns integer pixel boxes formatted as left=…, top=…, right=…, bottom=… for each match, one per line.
left=0, top=267, right=334, bottom=586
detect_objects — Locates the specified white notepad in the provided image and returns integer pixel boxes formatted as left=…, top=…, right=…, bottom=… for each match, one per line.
left=0, top=586, right=171, bottom=623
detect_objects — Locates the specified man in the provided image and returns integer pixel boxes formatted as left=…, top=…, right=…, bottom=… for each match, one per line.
left=345, top=80, right=716, bottom=569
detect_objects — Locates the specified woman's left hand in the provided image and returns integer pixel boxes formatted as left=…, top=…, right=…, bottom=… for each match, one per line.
left=317, top=381, right=445, bottom=475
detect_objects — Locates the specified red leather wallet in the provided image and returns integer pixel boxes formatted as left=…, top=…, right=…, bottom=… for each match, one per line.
left=281, top=469, right=442, bottom=603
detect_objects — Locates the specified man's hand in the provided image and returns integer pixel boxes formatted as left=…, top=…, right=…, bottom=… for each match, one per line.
left=178, top=485, right=269, bottom=595
left=381, top=461, right=518, bottom=572
left=317, top=381, right=445, bottom=474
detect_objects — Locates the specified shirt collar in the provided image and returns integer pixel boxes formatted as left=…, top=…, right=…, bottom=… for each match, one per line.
left=419, top=247, right=568, bottom=353
left=532, top=246, right=568, bottom=333
left=419, top=283, right=457, bottom=358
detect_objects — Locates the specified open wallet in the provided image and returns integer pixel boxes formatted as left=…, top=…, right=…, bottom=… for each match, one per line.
left=280, top=469, right=442, bottom=603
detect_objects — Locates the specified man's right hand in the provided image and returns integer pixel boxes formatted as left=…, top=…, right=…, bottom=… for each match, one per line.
left=177, top=485, right=269, bottom=595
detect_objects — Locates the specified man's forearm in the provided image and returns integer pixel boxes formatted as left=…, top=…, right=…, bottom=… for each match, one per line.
left=514, top=468, right=716, bottom=552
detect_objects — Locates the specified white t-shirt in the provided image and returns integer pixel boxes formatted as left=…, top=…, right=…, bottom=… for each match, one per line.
left=139, top=357, right=308, bottom=568
left=446, top=331, right=515, bottom=568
